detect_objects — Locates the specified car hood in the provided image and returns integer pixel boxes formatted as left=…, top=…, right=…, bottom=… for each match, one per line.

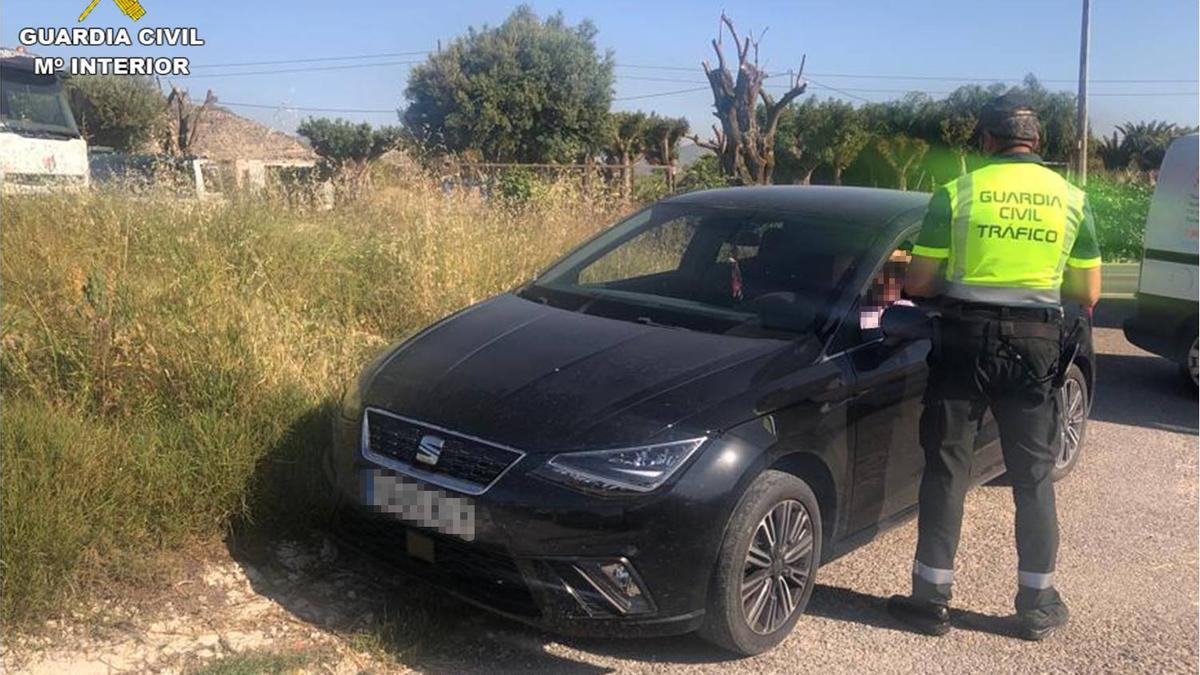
left=365, top=293, right=800, bottom=452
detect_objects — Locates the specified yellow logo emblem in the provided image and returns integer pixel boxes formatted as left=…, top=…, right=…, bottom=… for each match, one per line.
left=79, top=0, right=146, bottom=23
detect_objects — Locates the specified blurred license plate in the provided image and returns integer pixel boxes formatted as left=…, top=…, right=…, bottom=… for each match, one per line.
left=361, top=469, right=476, bottom=541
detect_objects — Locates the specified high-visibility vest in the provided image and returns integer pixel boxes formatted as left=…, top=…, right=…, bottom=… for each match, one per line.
left=926, top=162, right=1089, bottom=307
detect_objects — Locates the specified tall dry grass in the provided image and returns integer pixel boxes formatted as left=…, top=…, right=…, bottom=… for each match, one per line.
left=0, top=178, right=628, bottom=625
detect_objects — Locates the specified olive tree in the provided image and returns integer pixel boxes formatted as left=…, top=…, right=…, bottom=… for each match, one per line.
left=642, top=115, right=690, bottom=192
left=402, top=5, right=614, bottom=163
left=64, top=74, right=166, bottom=152
left=297, top=118, right=402, bottom=197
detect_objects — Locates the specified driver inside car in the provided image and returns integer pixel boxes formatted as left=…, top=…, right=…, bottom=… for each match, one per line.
left=860, top=249, right=914, bottom=330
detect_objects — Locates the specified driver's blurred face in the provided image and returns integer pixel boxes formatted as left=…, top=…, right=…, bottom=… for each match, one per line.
left=873, top=252, right=911, bottom=305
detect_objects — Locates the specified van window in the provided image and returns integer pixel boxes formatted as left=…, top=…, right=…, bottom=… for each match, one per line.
left=0, top=65, right=80, bottom=137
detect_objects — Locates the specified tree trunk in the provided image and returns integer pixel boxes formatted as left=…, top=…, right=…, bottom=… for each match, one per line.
left=695, top=14, right=806, bottom=186
left=799, top=166, right=816, bottom=185
left=621, top=151, right=632, bottom=200
left=833, top=166, right=844, bottom=186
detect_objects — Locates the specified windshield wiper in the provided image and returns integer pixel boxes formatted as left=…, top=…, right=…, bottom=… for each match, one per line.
left=636, top=316, right=690, bottom=331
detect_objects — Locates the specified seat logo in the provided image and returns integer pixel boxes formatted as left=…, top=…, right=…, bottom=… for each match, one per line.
left=415, top=434, right=444, bottom=467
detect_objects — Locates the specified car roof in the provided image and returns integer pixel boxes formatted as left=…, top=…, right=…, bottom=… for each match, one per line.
left=663, top=185, right=930, bottom=228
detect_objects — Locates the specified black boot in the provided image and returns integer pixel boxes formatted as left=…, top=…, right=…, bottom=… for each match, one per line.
left=1017, top=601, right=1069, bottom=641
left=886, top=595, right=951, bottom=636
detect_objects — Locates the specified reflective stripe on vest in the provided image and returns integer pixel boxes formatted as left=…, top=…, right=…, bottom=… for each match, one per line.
left=943, top=162, right=1086, bottom=308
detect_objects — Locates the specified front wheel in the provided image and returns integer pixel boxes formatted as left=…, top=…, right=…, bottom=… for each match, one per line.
left=1051, top=363, right=1088, bottom=482
left=699, top=470, right=821, bottom=656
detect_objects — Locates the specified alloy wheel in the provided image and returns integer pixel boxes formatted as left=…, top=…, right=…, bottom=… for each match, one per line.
left=741, top=499, right=815, bottom=635
left=1057, top=376, right=1086, bottom=470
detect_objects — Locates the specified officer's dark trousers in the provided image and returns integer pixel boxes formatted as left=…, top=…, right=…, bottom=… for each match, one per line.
left=912, top=311, right=1065, bottom=613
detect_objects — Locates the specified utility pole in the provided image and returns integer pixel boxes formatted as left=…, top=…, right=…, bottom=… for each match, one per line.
left=1075, top=0, right=1091, bottom=185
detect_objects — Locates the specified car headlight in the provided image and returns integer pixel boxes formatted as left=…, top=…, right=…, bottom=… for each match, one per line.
left=535, top=438, right=707, bottom=494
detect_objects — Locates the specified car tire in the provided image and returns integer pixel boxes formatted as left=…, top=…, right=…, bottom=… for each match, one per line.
left=1051, top=363, right=1089, bottom=482
left=698, top=469, right=822, bottom=656
left=1178, top=332, right=1198, bottom=392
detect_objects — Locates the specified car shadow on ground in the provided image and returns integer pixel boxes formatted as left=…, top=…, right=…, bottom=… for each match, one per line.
left=1089, top=351, right=1197, bottom=434
left=227, top=518, right=1021, bottom=673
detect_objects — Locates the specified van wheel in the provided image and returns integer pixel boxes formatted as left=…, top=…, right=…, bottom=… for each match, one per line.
left=1179, top=333, right=1198, bottom=391
left=1052, top=364, right=1088, bottom=482
left=699, top=470, right=821, bottom=656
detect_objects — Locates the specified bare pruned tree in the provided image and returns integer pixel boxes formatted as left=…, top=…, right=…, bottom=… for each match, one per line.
left=165, top=86, right=217, bottom=157
left=691, top=13, right=807, bottom=185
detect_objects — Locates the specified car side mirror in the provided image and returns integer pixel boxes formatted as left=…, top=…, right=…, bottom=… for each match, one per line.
left=881, top=304, right=936, bottom=344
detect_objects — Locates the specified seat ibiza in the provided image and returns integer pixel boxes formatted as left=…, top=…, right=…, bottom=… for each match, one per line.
left=327, top=186, right=1094, bottom=655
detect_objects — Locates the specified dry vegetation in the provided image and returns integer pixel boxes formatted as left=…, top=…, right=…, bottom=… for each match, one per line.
left=0, top=177, right=629, bottom=627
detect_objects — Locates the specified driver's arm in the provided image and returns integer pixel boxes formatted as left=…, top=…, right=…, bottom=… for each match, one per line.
left=905, top=187, right=951, bottom=299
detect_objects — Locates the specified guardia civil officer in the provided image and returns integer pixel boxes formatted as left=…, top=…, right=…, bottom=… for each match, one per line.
left=887, top=93, right=1102, bottom=641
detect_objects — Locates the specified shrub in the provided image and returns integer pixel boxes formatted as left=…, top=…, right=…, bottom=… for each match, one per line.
left=493, top=167, right=546, bottom=205
left=1086, top=177, right=1154, bottom=261
left=0, top=183, right=628, bottom=625
left=677, top=154, right=730, bottom=193
left=632, top=172, right=669, bottom=203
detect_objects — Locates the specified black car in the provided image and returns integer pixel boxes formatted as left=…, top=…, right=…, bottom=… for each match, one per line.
left=327, top=186, right=1094, bottom=655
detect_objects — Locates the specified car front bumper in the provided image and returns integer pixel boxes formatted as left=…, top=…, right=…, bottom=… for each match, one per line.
left=327, top=411, right=755, bottom=637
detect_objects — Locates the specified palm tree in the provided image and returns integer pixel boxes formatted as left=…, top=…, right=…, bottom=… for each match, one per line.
left=1117, top=121, right=1198, bottom=172
left=1095, top=131, right=1129, bottom=171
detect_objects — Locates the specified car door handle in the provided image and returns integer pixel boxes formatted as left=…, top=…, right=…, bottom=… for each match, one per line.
left=821, top=390, right=869, bottom=413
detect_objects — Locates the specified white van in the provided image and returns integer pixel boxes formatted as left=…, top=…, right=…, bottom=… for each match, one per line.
left=1123, top=134, right=1199, bottom=388
left=0, top=48, right=90, bottom=192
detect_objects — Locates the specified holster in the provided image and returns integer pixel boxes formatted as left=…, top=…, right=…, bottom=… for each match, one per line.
left=1051, top=317, right=1085, bottom=389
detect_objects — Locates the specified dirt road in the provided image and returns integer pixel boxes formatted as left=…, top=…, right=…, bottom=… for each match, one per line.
left=6, top=300, right=1197, bottom=674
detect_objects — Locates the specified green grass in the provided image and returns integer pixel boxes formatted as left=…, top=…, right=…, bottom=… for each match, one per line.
left=0, top=182, right=623, bottom=626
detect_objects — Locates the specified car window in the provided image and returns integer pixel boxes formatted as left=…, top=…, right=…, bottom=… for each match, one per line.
left=578, top=215, right=698, bottom=286
left=531, top=203, right=878, bottom=338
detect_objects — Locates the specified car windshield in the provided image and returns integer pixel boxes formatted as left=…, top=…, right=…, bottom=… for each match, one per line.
left=0, top=65, right=80, bottom=138
left=524, top=201, right=879, bottom=338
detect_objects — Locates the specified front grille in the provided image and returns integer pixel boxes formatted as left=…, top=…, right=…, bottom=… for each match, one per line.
left=335, top=510, right=540, bottom=618
left=364, top=409, right=523, bottom=493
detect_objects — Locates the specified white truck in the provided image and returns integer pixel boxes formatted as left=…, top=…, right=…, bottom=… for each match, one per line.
left=0, top=49, right=89, bottom=192
left=1122, top=134, right=1199, bottom=388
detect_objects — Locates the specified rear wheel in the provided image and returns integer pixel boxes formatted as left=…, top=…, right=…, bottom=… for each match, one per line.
left=1179, top=333, right=1198, bottom=391
left=699, top=470, right=821, bottom=656
left=1051, top=363, right=1088, bottom=482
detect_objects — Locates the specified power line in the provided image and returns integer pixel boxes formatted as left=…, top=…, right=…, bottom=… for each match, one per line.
left=616, top=63, right=698, bottom=72
left=805, top=71, right=1198, bottom=84
left=804, top=78, right=873, bottom=102
left=1091, top=91, right=1198, bottom=97
left=615, top=61, right=1198, bottom=84
left=181, top=60, right=424, bottom=78
left=221, top=101, right=398, bottom=114
left=192, top=51, right=430, bottom=69
left=613, top=86, right=710, bottom=101
left=183, top=51, right=1195, bottom=85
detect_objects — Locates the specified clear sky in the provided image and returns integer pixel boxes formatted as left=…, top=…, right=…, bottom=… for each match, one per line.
left=4, top=0, right=1197, bottom=138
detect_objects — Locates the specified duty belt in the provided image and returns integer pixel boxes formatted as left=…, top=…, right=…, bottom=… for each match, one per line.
left=943, top=316, right=1063, bottom=341
left=942, top=301, right=1062, bottom=323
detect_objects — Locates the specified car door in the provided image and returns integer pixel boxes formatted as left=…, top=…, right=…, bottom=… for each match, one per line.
left=836, top=235, right=931, bottom=535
